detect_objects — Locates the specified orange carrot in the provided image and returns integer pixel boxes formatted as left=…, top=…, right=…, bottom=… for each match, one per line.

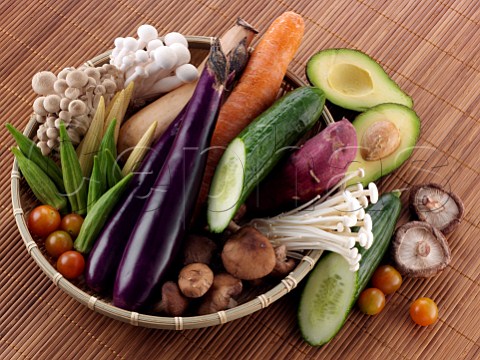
left=195, top=11, right=305, bottom=217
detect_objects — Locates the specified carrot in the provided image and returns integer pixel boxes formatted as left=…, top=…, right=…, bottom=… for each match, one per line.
left=195, top=11, right=305, bottom=217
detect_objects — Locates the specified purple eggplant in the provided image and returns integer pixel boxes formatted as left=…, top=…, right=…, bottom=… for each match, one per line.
left=85, top=36, right=253, bottom=295
left=112, top=40, right=227, bottom=311
left=84, top=106, right=187, bottom=293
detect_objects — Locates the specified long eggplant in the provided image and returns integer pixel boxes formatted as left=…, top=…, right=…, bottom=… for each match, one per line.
left=85, top=106, right=186, bottom=293
left=85, top=29, right=254, bottom=295
left=112, top=40, right=227, bottom=311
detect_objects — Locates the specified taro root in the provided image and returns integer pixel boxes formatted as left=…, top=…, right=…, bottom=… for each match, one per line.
left=392, top=221, right=451, bottom=278
left=410, top=183, right=464, bottom=234
left=221, top=226, right=276, bottom=280
left=178, top=263, right=214, bottom=298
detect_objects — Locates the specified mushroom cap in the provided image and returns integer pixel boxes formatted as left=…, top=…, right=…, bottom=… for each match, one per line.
left=392, top=221, right=451, bottom=278
left=178, top=263, right=214, bottom=298
left=68, top=100, right=87, bottom=116
left=66, top=70, right=89, bottom=88
left=84, top=67, right=101, bottom=82
left=137, top=24, right=158, bottom=43
left=102, top=79, right=117, bottom=94
left=175, top=64, right=199, bottom=83
left=270, top=245, right=297, bottom=277
left=410, top=183, right=464, bottom=234
left=197, top=273, right=243, bottom=315
left=33, top=97, right=47, bottom=116
left=65, top=87, right=81, bottom=100
left=169, top=43, right=191, bottom=66
left=221, top=226, right=276, bottom=280
left=53, top=79, right=69, bottom=94
left=152, top=46, right=177, bottom=70
left=183, top=234, right=217, bottom=265
left=43, top=94, right=61, bottom=113
left=32, top=71, right=56, bottom=95
left=164, top=32, right=188, bottom=48
left=147, top=39, right=164, bottom=52
left=153, top=281, right=189, bottom=316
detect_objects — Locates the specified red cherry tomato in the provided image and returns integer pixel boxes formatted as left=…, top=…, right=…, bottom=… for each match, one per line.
left=57, top=251, right=85, bottom=279
left=28, top=205, right=61, bottom=238
left=45, top=230, right=73, bottom=258
left=60, top=213, right=84, bottom=239
left=410, top=297, right=438, bottom=326
left=357, top=288, right=386, bottom=315
left=371, top=265, right=403, bottom=295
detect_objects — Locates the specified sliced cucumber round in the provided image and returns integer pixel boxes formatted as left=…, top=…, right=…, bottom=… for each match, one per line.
left=207, top=138, right=246, bottom=232
left=298, top=252, right=357, bottom=346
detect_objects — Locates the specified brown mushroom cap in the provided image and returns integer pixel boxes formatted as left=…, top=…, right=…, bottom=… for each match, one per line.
left=410, top=183, right=464, bottom=234
left=197, top=273, right=243, bottom=315
left=392, top=221, right=451, bottom=278
left=183, top=234, right=217, bottom=265
left=221, top=226, right=276, bottom=280
left=153, top=281, right=189, bottom=316
left=178, top=263, right=214, bottom=298
left=270, top=245, right=297, bottom=277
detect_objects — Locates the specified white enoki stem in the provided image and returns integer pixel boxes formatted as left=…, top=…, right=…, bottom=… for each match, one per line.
left=249, top=170, right=378, bottom=272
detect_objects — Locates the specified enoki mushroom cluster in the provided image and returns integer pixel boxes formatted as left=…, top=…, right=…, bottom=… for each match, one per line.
left=250, top=169, right=378, bottom=271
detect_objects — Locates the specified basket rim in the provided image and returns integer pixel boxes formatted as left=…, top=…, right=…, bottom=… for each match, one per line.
left=11, top=36, right=326, bottom=330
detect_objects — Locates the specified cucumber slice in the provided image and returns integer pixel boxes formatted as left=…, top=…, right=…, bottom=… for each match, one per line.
left=208, top=138, right=246, bottom=232
left=298, top=252, right=357, bottom=346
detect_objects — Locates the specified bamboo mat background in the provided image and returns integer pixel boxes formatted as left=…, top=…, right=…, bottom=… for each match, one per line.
left=1, top=0, right=479, bottom=359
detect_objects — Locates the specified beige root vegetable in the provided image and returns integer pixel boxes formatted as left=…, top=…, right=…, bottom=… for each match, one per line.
left=153, top=281, right=189, bottom=316
left=221, top=226, right=276, bottom=280
left=197, top=273, right=243, bottom=315
left=178, top=263, right=214, bottom=298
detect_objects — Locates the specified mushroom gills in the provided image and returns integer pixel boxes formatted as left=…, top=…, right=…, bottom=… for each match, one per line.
left=392, top=221, right=451, bottom=278
left=410, top=183, right=464, bottom=234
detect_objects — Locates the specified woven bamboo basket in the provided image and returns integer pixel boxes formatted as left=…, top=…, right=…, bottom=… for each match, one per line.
left=11, top=36, right=330, bottom=330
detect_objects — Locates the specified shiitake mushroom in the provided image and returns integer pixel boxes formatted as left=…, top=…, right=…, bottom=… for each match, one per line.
left=392, top=221, right=451, bottom=278
left=409, top=183, right=464, bottom=234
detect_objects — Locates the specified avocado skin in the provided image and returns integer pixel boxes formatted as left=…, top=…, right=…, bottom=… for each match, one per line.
left=346, top=103, right=421, bottom=186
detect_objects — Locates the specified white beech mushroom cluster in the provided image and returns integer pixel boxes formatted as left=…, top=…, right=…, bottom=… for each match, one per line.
left=110, top=24, right=199, bottom=100
left=250, top=169, right=378, bottom=271
left=32, top=66, right=123, bottom=155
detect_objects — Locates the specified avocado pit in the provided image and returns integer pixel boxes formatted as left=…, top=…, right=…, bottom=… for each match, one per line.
left=360, top=120, right=401, bottom=161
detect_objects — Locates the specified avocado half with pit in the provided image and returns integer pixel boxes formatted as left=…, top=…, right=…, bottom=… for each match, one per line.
left=346, top=103, right=421, bottom=186
left=306, top=48, right=413, bottom=112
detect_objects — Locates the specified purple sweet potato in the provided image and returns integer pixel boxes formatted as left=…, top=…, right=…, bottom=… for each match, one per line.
left=248, top=118, right=357, bottom=213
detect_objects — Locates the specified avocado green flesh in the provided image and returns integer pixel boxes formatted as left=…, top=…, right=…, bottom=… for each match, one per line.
left=346, top=103, right=421, bottom=186
left=307, top=48, right=413, bottom=112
